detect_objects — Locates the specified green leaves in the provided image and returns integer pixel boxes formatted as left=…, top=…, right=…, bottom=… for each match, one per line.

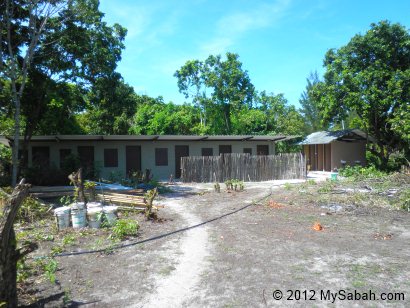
left=175, top=52, right=255, bottom=134
left=314, top=20, right=410, bottom=167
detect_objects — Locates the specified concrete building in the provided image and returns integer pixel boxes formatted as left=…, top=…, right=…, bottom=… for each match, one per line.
left=299, top=129, right=373, bottom=172
left=0, top=135, right=291, bottom=180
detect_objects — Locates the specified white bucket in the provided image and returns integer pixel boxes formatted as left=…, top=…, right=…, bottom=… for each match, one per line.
left=87, top=207, right=103, bottom=228
left=103, top=206, right=118, bottom=226
left=87, top=201, right=103, bottom=209
left=71, top=203, right=87, bottom=228
left=54, top=206, right=71, bottom=230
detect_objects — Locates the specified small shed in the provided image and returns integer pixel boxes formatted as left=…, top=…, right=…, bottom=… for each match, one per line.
left=299, top=129, right=372, bottom=171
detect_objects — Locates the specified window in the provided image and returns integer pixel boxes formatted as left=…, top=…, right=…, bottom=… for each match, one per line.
left=59, top=149, right=72, bottom=168
left=104, top=149, right=118, bottom=167
left=32, top=146, right=50, bottom=167
left=243, top=148, right=252, bottom=155
left=219, top=145, right=232, bottom=155
left=155, top=148, right=168, bottom=166
left=257, top=145, right=269, bottom=155
left=201, top=148, right=213, bottom=156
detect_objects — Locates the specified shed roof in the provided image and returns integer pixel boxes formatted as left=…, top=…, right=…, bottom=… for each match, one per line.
left=299, top=129, right=374, bottom=145
left=0, top=134, right=295, bottom=145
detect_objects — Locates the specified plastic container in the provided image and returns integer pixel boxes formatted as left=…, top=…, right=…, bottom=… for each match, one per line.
left=87, top=207, right=103, bottom=228
left=103, top=206, right=118, bottom=226
left=330, top=173, right=338, bottom=181
left=54, top=206, right=71, bottom=230
left=87, top=201, right=103, bottom=208
left=71, top=202, right=87, bottom=228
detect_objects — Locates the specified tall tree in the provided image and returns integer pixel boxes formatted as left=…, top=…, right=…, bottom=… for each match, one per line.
left=313, top=21, right=410, bottom=167
left=80, top=74, right=137, bottom=134
left=204, top=53, right=255, bottom=134
left=1, top=0, right=68, bottom=186
left=175, top=52, right=255, bottom=134
left=299, top=71, right=328, bottom=134
left=174, top=60, right=209, bottom=128
left=1, top=0, right=126, bottom=185
left=129, top=98, right=201, bottom=135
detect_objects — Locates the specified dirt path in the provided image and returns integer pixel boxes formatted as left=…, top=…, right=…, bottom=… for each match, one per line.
left=138, top=192, right=211, bottom=307
left=20, top=178, right=410, bottom=307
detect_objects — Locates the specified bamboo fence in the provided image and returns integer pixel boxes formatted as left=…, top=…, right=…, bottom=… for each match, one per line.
left=181, top=153, right=306, bottom=182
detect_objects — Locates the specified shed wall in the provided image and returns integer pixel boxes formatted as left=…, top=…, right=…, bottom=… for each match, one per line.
left=331, top=140, right=367, bottom=170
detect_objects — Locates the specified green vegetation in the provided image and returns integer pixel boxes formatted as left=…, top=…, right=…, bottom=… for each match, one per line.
left=398, top=189, right=410, bottom=211
left=283, top=183, right=293, bottom=191
left=312, top=21, right=410, bottom=169
left=42, top=258, right=58, bottom=284
left=338, top=165, right=388, bottom=181
left=224, top=179, right=245, bottom=191
left=110, top=219, right=140, bottom=240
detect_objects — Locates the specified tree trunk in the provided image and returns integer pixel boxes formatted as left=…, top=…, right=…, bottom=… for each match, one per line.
left=68, top=168, right=87, bottom=204
left=11, top=91, right=21, bottom=188
left=0, top=179, right=31, bottom=307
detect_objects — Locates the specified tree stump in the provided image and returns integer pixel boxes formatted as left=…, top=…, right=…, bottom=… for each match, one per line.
left=0, top=179, right=34, bottom=307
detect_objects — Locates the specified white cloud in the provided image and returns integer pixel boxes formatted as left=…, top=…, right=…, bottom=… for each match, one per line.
left=100, top=1, right=182, bottom=55
left=200, top=0, right=292, bottom=55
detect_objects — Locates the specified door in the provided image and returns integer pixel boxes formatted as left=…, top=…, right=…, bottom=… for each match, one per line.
left=325, top=143, right=331, bottom=171
left=308, top=144, right=317, bottom=171
left=317, top=144, right=324, bottom=171
left=78, top=146, right=94, bottom=177
left=126, top=146, right=141, bottom=176
left=175, top=145, right=189, bottom=178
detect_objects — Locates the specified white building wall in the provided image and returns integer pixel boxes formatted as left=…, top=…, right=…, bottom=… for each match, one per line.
left=27, top=140, right=276, bottom=180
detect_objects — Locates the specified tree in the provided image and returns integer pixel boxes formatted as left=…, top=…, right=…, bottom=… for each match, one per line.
left=299, top=71, right=328, bottom=134
left=1, top=0, right=68, bottom=186
left=1, top=0, right=126, bottom=185
left=313, top=21, right=410, bottom=167
left=174, top=60, right=209, bottom=127
left=129, top=98, right=202, bottom=135
left=79, top=74, right=137, bottom=134
left=175, top=52, right=255, bottom=134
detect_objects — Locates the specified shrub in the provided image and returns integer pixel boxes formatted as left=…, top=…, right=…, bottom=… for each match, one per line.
left=338, top=165, right=387, bottom=180
left=18, top=196, right=50, bottom=223
left=110, top=219, right=139, bottom=240
left=0, top=144, right=11, bottom=186
left=398, top=189, right=410, bottom=211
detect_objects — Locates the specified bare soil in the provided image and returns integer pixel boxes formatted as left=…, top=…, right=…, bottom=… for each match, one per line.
left=17, top=177, right=410, bottom=307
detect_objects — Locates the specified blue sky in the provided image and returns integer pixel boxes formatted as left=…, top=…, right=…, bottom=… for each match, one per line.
left=99, top=0, right=410, bottom=108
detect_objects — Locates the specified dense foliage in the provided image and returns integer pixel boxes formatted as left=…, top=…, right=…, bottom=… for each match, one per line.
left=312, top=21, right=410, bottom=168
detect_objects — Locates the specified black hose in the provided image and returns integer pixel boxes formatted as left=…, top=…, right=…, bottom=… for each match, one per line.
left=44, top=188, right=273, bottom=258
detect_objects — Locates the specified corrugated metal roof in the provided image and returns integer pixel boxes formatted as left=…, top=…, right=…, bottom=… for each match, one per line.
left=299, top=129, right=373, bottom=145
left=0, top=134, right=295, bottom=143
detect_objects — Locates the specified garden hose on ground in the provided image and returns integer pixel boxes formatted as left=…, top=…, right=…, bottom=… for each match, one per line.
left=34, top=186, right=274, bottom=259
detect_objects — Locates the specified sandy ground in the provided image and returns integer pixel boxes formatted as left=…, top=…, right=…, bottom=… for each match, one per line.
left=20, top=178, right=410, bottom=307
